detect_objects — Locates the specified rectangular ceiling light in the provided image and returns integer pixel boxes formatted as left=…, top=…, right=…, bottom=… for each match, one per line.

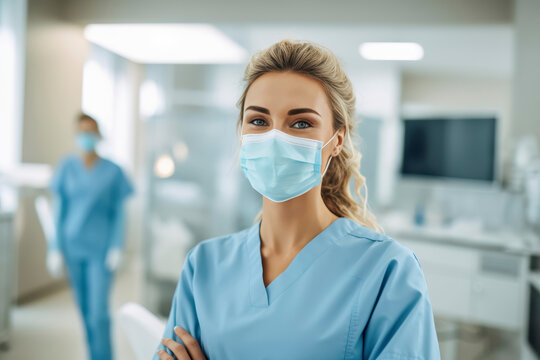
left=84, top=24, right=248, bottom=64
left=359, top=42, right=424, bottom=61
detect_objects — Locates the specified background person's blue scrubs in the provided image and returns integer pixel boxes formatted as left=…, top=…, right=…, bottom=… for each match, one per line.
left=155, top=217, right=440, bottom=360
left=50, top=154, right=133, bottom=360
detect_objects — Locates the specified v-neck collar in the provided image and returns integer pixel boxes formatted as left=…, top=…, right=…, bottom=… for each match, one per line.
left=77, top=155, right=102, bottom=173
left=247, top=217, right=349, bottom=308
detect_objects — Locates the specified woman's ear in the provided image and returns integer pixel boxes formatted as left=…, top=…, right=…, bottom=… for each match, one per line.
left=332, top=128, right=346, bottom=156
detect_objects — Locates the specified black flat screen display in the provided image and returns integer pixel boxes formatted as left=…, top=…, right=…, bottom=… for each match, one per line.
left=400, top=118, right=496, bottom=181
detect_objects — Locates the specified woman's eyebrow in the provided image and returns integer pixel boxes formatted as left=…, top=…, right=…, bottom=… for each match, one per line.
left=287, top=108, right=321, bottom=116
left=245, top=105, right=270, bottom=114
left=244, top=106, right=320, bottom=117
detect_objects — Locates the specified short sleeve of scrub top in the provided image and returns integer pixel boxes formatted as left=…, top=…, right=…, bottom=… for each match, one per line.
left=154, top=217, right=440, bottom=360
left=50, top=156, right=70, bottom=197
left=113, top=167, right=134, bottom=203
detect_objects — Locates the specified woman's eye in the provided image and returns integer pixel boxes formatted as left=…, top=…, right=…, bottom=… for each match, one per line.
left=250, top=118, right=267, bottom=126
left=292, top=120, right=311, bottom=129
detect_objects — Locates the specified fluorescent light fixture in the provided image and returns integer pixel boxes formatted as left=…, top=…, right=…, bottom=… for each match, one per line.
left=359, top=42, right=424, bottom=61
left=84, top=24, right=248, bottom=64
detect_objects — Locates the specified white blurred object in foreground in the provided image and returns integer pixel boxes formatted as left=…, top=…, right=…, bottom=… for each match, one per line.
left=525, top=159, right=540, bottom=229
left=509, top=135, right=538, bottom=192
left=116, top=302, right=165, bottom=360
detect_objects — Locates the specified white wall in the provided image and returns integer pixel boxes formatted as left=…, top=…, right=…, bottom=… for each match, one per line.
left=512, top=0, right=540, bottom=141
left=401, top=72, right=512, bottom=182
left=0, top=0, right=26, bottom=172
left=82, top=44, right=142, bottom=174
left=347, top=65, right=402, bottom=208
left=16, top=0, right=89, bottom=300
left=21, top=0, right=89, bottom=164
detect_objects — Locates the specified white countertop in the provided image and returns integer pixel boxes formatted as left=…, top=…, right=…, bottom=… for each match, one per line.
left=379, top=211, right=540, bottom=255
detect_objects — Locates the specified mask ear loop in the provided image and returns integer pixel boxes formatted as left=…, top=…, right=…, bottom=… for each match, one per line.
left=322, top=131, right=339, bottom=149
left=321, top=131, right=339, bottom=177
left=322, top=157, right=333, bottom=177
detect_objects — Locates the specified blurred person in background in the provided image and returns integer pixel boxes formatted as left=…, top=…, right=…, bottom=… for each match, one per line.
left=155, top=40, right=440, bottom=360
left=48, top=113, right=134, bottom=360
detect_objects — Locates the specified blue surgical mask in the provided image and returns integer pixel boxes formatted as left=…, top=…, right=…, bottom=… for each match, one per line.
left=240, top=129, right=337, bottom=202
left=76, top=132, right=99, bottom=153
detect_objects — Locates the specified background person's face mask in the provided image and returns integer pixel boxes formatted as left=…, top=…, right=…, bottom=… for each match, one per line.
left=76, top=132, right=100, bottom=153
left=240, top=129, right=337, bottom=202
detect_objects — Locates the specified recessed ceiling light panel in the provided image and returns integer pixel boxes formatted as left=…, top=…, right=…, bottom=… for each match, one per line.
left=359, top=42, right=424, bottom=61
left=84, top=23, right=248, bottom=64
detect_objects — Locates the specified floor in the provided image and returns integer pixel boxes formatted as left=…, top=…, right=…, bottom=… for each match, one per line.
left=1, top=255, right=148, bottom=360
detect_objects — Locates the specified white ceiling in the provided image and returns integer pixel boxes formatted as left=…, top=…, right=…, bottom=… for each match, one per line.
left=60, top=0, right=514, bottom=76
left=62, top=0, right=512, bottom=26
left=218, top=24, right=513, bottom=77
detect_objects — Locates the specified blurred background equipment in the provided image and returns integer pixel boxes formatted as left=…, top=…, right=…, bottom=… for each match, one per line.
left=400, top=117, right=496, bottom=182
left=509, top=135, right=539, bottom=192
left=526, top=160, right=540, bottom=230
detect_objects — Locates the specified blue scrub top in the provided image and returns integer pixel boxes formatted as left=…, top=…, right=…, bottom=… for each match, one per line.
left=155, top=217, right=440, bottom=360
left=50, top=155, right=134, bottom=259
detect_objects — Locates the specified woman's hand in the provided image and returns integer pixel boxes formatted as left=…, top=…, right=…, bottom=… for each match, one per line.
left=105, top=248, right=123, bottom=272
left=157, top=326, right=207, bottom=360
left=46, top=250, right=64, bottom=278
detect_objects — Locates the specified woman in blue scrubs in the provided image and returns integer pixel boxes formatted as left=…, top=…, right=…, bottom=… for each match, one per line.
left=155, top=40, right=440, bottom=360
left=48, top=113, right=134, bottom=360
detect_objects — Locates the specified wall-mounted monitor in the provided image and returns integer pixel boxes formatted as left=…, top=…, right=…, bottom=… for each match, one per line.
left=400, top=117, right=496, bottom=182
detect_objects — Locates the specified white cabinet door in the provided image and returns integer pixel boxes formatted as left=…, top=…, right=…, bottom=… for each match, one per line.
left=470, top=274, right=522, bottom=330
left=422, top=266, right=472, bottom=320
left=400, top=239, right=476, bottom=320
left=399, top=237, right=526, bottom=330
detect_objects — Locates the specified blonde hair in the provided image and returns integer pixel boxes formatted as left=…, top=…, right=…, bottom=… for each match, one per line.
left=236, top=39, right=383, bottom=233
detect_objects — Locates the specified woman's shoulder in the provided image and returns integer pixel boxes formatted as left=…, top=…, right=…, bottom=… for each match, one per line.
left=186, top=225, right=254, bottom=263
left=55, top=155, right=118, bottom=171
left=337, top=217, right=421, bottom=270
left=56, top=154, right=78, bottom=168
left=97, top=158, right=132, bottom=180
left=98, top=157, right=122, bottom=171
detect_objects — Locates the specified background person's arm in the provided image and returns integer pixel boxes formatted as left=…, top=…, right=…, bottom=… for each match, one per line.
left=46, top=195, right=65, bottom=277
left=105, top=201, right=126, bottom=271
left=50, top=195, right=65, bottom=250
left=47, top=159, right=68, bottom=277
left=105, top=166, right=134, bottom=271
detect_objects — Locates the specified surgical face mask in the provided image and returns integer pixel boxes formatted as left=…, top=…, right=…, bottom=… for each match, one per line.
left=240, top=129, right=338, bottom=202
left=76, top=132, right=99, bottom=153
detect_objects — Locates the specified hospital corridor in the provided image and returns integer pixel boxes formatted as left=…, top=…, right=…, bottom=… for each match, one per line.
left=1, top=0, right=540, bottom=359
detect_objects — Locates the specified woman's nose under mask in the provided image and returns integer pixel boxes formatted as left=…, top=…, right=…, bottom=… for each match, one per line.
left=240, top=129, right=337, bottom=202
left=76, top=132, right=100, bottom=153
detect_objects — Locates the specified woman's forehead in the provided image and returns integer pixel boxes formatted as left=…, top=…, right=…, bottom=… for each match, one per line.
left=78, top=119, right=99, bottom=132
left=245, top=72, right=331, bottom=115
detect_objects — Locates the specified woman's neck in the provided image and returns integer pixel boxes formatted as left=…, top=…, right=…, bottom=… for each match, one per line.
left=82, top=151, right=99, bottom=168
left=259, top=186, right=338, bottom=254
